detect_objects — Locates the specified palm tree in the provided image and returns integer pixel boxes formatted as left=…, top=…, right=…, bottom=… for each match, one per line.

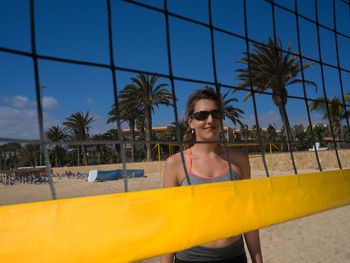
left=309, top=97, right=344, bottom=140
left=67, top=131, right=80, bottom=166
left=204, top=86, right=245, bottom=126
left=0, top=143, right=21, bottom=170
left=344, top=93, right=350, bottom=117
left=340, top=125, right=349, bottom=141
left=90, top=133, right=109, bottom=165
left=251, top=124, right=267, bottom=143
left=292, top=124, right=306, bottom=143
left=63, top=111, right=95, bottom=166
left=266, top=124, right=277, bottom=143
left=121, top=74, right=172, bottom=161
left=46, top=125, right=67, bottom=167
left=19, top=144, right=40, bottom=167
left=235, top=37, right=317, bottom=146
left=107, top=95, right=141, bottom=162
left=167, top=118, right=189, bottom=141
left=240, top=124, right=250, bottom=143
left=136, top=114, right=145, bottom=135
left=307, top=124, right=329, bottom=146
left=105, top=128, right=120, bottom=163
left=0, top=144, right=7, bottom=170
left=345, top=93, right=350, bottom=103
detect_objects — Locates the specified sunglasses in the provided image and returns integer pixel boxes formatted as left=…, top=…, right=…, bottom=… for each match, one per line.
left=189, top=109, right=221, bottom=121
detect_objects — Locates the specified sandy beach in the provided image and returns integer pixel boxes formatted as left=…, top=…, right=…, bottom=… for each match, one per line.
left=1, top=169, right=349, bottom=262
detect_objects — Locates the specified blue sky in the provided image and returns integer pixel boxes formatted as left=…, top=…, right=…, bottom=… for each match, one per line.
left=0, top=0, right=350, bottom=140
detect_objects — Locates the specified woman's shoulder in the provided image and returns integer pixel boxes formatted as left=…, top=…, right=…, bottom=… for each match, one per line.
left=226, top=147, right=250, bottom=180
left=165, top=148, right=190, bottom=167
left=226, top=147, right=249, bottom=161
left=163, top=149, right=190, bottom=187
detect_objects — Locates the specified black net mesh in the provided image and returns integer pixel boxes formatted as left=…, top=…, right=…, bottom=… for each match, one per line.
left=0, top=0, right=349, bottom=203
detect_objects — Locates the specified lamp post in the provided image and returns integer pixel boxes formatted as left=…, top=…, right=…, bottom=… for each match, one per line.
left=39, top=85, right=47, bottom=166
left=40, top=85, right=47, bottom=107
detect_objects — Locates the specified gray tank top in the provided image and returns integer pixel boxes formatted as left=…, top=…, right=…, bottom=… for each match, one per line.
left=177, top=147, right=244, bottom=261
left=180, top=147, right=239, bottom=186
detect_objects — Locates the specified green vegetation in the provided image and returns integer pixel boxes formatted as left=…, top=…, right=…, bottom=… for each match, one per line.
left=309, top=96, right=346, bottom=140
left=63, top=111, right=95, bottom=166
left=46, top=125, right=67, bottom=167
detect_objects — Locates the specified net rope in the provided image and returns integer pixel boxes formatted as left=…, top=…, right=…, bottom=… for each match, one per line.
left=0, top=0, right=349, bottom=199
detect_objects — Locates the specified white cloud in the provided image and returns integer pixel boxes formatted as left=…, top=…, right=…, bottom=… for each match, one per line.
left=289, top=113, right=325, bottom=127
left=88, top=113, right=114, bottom=135
left=0, top=106, right=60, bottom=140
left=246, top=110, right=283, bottom=129
left=2, top=95, right=59, bottom=110
left=85, top=97, right=94, bottom=104
left=0, top=105, right=132, bottom=141
left=2, top=95, right=30, bottom=108
left=42, top=96, right=59, bottom=110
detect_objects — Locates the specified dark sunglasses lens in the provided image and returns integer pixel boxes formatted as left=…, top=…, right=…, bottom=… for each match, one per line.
left=194, top=111, right=209, bottom=120
left=211, top=110, right=221, bottom=119
left=193, top=110, right=220, bottom=120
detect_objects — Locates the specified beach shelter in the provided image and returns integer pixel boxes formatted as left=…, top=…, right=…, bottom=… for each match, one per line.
left=88, top=169, right=144, bottom=182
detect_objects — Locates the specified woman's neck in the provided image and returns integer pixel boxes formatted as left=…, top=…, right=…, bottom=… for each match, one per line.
left=192, top=143, right=220, bottom=155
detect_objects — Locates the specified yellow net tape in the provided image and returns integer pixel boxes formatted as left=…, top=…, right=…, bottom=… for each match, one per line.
left=0, top=169, right=349, bottom=262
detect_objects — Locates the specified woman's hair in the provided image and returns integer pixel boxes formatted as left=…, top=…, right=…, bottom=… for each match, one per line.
left=183, top=88, right=220, bottom=147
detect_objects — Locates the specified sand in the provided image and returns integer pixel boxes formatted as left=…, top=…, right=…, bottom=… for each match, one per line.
left=1, top=169, right=349, bottom=262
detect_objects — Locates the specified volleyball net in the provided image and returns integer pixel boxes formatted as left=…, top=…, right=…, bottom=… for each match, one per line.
left=0, top=0, right=350, bottom=262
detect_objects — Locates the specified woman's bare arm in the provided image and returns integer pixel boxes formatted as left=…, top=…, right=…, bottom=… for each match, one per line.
left=232, top=149, right=263, bottom=263
left=244, top=230, right=263, bottom=263
left=160, top=155, right=181, bottom=263
left=162, top=154, right=180, bottom=188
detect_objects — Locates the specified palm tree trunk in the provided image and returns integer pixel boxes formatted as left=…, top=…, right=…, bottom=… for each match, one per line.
left=96, top=145, right=101, bottom=164
left=79, top=130, right=88, bottom=166
left=81, top=144, right=88, bottom=166
left=58, top=147, right=63, bottom=167
left=129, top=119, right=135, bottom=162
left=332, top=120, right=341, bottom=148
left=76, top=146, right=80, bottom=166
left=144, top=108, right=152, bottom=162
left=102, top=146, right=107, bottom=163
left=332, top=121, right=340, bottom=140
left=114, top=144, right=120, bottom=163
left=277, top=104, right=294, bottom=151
left=55, top=147, right=58, bottom=167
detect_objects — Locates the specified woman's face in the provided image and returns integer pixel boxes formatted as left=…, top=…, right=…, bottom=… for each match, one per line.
left=188, top=99, right=222, bottom=142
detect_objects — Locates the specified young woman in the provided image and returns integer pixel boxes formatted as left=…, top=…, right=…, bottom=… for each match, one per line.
left=161, top=89, right=263, bottom=263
